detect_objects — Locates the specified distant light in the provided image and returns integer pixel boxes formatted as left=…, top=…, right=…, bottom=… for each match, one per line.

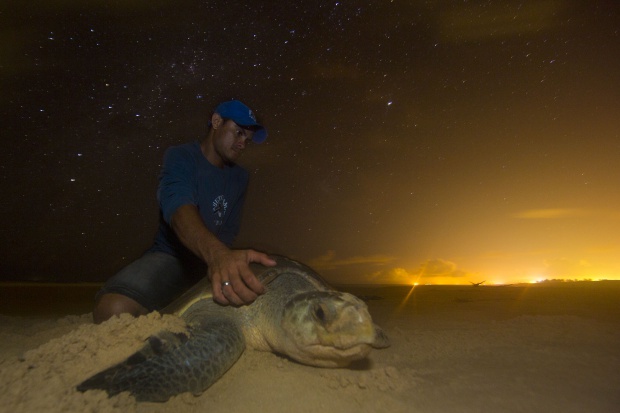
left=70, top=178, right=76, bottom=182
left=387, top=101, right=393, bottom=106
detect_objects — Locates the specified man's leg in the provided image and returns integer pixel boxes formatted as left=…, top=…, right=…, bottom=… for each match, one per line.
left=92, top=252, right=196, bottom=324
left=93, top=293, right=148, bottom=324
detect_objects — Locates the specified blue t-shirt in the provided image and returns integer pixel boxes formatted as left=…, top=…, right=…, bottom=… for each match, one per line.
left=149, top=141, right=249, bottom=260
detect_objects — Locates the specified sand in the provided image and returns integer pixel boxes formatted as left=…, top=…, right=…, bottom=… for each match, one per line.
left=1, top=282, right=619, bottom=413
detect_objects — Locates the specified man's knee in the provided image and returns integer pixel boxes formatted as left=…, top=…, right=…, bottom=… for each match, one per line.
left=93, top=293, right=148, bottom=324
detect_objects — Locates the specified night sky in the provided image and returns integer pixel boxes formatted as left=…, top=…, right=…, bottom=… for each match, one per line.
left=2, top=1, right=619, bottom=285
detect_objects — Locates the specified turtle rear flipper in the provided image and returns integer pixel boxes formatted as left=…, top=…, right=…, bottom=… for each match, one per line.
left=77, top=320, right=245, bottom=402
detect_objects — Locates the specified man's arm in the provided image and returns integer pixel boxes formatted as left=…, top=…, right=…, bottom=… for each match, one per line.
left=170, top=204, right=275, bottom=305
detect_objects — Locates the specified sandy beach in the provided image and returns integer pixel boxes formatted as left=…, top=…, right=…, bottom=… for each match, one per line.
left=1, top=282, right=619, bottom=413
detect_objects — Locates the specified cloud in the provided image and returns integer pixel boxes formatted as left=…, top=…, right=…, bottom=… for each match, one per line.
left=308, top=252, right=592, bottom=285
left=368, top=267, right=415, bottom=285
left=309, top=250, right=396, bottom=271
left=512, top=208, right=588, bottom=219
left=415, top=259, right=469, bottom=279
left=367, top=259, right=477, bottom=285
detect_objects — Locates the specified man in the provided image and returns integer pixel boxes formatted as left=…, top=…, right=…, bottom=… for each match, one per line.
left=93, top=100, right=275, bottom=324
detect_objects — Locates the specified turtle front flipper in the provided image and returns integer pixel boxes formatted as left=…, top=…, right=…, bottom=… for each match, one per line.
left=77, top=319, right=245, bottom=402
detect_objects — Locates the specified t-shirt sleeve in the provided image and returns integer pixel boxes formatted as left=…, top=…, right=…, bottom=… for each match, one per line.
left=157, top=146, right=196, bottom=225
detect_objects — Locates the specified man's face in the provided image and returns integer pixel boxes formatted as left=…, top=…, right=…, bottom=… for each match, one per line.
left=212, top=117, right=255, bottom=166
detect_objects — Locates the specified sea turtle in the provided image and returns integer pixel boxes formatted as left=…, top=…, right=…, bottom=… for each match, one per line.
left=77, top=255, right=390, bottom=402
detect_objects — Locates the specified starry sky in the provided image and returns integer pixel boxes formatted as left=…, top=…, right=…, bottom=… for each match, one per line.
left=1, top=1, right=619, bottom=285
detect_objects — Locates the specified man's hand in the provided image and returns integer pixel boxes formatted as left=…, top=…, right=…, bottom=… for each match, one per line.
left=169, top=204, right=276, bottom=305
left=208, top=249, right=276, bottom=306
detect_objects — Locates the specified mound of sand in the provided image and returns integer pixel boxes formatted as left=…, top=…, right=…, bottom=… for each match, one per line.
left=0, top=312, right=186, bottom=413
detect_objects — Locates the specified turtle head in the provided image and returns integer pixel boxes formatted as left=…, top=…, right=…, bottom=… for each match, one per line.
left=279, top=291, right=389, bottom=367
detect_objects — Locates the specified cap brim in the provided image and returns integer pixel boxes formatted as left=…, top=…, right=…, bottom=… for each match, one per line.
left=252, top=128, right=267, bottom=143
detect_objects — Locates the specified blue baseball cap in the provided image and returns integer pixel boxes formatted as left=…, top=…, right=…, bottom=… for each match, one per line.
left=213, top=100, right=267, bottom=143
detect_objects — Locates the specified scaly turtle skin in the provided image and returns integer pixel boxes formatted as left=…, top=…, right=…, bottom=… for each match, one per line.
left=77, top=256, right=389, bottom=402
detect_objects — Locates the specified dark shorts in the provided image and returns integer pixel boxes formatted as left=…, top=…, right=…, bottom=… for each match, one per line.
left=96, top=252, right=206, bottom=311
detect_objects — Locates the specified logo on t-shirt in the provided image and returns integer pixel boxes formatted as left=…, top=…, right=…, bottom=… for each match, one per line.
left=212, top=195, right=228, bottom=226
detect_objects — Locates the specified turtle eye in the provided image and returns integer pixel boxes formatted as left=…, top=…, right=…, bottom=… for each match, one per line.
left=314, top=303, right=326, bottom=323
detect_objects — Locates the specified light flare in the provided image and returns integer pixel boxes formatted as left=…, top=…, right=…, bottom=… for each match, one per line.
left=394, top=282, right=417, bottom=315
